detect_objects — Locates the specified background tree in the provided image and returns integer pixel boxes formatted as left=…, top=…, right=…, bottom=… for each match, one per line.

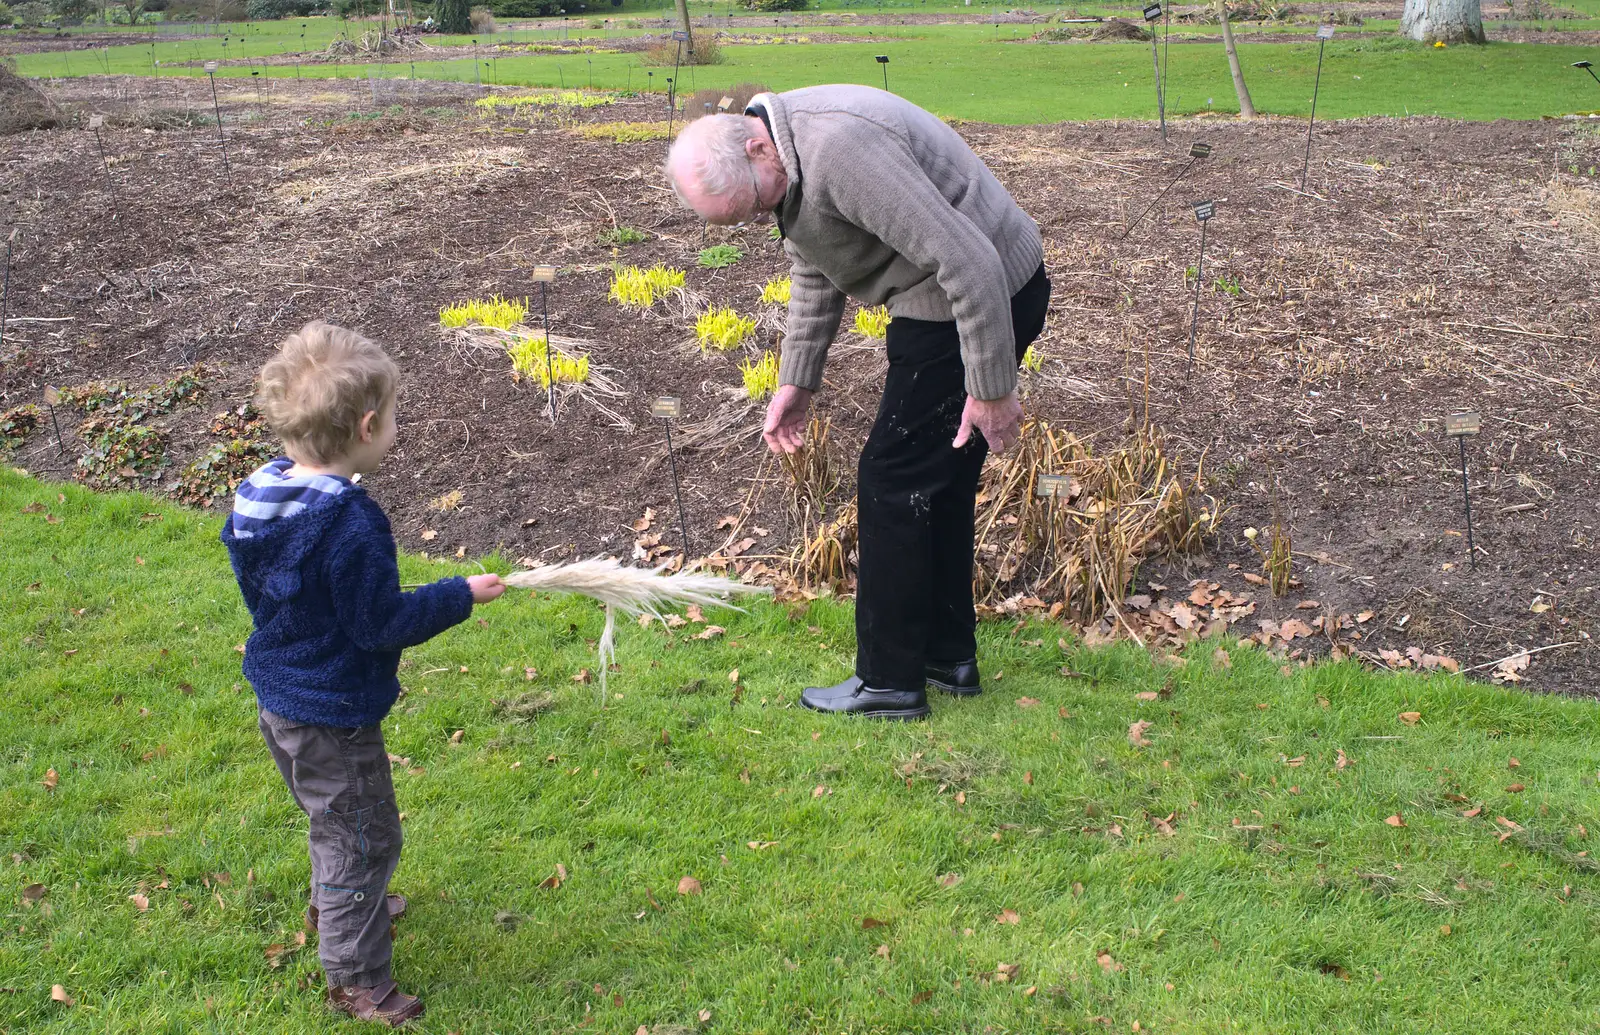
left=50, top=0, right=97, bottom=23
left=1217, top=0, right=1255, bottom=117
left=1399, top=0, right=1485, bottom=43
left=434, top=0, right=469, bottom=32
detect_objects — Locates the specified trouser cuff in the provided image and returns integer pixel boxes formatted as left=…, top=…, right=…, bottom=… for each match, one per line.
left=325, top=962, right=393, bottom=989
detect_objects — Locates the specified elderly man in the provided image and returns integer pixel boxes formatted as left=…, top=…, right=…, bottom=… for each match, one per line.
left=666, top=85, right=1050, bottom=720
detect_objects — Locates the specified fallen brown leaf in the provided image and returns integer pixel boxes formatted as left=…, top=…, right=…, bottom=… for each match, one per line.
left=41, top=768, right=58, bottom=791
left=129, top=893, right=149, bottom=912
left=1384, top=814, right=1406, bottom=828
left=677, top=876, right=702, bottom=896
left=686, top=605, right=706, bottom=624
left=1015, top=697, right=1041, bottom=709
left=1128, top=720, right=1152, bottom=748
left=1096, top=951, right=1124, bottom=974
left=937, top=873, right=962, bottom=889
left=1398, top=711, right=1422, bottom=725
left=50, top=985, right=74, bottom=1006
left=694, top=625, right=725, bottom=640
left=698, top=1007, right=712, bottom=1023
left=1506, top=783, right=1526, bottom=793
left=861, top=916, right=889, bottom=929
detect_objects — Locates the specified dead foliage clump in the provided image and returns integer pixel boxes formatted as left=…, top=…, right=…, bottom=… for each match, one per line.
left=684, top=81, right=771, bottom=120
left=895, top=748, right=1005, bottom=787
left=974, top=419, right=1222, bottom=623
left=1091, top=18, right=1152, bottom=41
left=491, top=691, right=556, bottom=722
left=782, top=418, right=858, bottom=592
left=0, top=62, right=60, bottom=136
left=642, top=34, right=725, bottom=67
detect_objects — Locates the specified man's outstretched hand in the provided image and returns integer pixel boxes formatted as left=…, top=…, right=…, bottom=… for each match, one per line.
left=952, top=391, right=1024, bottom=453
left=763, top=384, right=814, bottom=454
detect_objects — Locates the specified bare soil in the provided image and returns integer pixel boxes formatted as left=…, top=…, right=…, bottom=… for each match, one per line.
left=2, top=76, right=1596, bottom=693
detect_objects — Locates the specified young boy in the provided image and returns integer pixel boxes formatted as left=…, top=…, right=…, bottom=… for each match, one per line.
left=222, top=321, right=504, bottom=1027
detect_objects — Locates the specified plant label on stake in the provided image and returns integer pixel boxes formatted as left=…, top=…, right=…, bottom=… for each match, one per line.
left=717, top=95, right=733, bottom=112
left=1302, top=26, right=1334, bottom=191
left=653, top=396, right=692, bottom=563
left=1186, top=200, right=1215, bottom=379
left=203, top=62, right=232, bottom=185
left=1143, top=3, right=1166, bottom=142
left=1035, top=473, right=1070, bottom=582
left=875, top=54, right=890, bottom=92
left=43, top=385, right=66, bottom=457
left=1121, top=140, right=1212, bottom=239
left=87, top=115, right=119, bottom=220
left=530, top=264, right=558, bottom=423
left=1445, top=411, right=1481, bottom=569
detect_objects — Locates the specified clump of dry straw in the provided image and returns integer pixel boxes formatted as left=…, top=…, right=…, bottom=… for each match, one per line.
left=503, top=558, right=772, bottom=694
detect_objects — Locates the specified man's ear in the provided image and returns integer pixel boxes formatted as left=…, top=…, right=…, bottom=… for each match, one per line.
left=358, top=410, right=377, bottom=444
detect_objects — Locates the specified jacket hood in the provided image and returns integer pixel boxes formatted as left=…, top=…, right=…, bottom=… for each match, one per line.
left=222, top=486, right=367, bottom=603
left=750, top=91, right=804, bottom=217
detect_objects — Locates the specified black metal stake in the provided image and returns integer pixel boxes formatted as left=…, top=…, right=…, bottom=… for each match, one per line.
left=539, top=281, right=556, bottom=424
left=206, top=70, right=233, bottom=185
left=666, top=77, right=676, bottom=137
left=47, top=403, right=66, bottom=457
left=876, top=53, right=889, bottom=91
left=92, top=125, right=119, bottom=220
left=1120, top=144, right=1209, bottom=239
left=1143, top=3, right=1166, bottom=143
left=1301, top=33, right=1330, bottom=191
left=663, top=419, right=691, bottom=562
left=1186, top=212, right=1209, bottom=378
left=1458, top=435, right=1476, bottom=570
left=0, top=233, right=11, bottom=352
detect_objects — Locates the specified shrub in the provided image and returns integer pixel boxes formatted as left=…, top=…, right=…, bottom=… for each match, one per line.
left=740, top=351, right=778, bottom=400
left=695, top=307, right=755, bottom=351
left=0, top=403, right=40, bottom=452
left=49, top=0, right=96, bottom=24
left=165, top=0, right=249, bottom=20
left=641, top=34, right=722, bottom=66
left=434, top=0, right=469, bottom=33
left=760, top=277, right=790, bottom=305
left=244, top=0, right=318, bottom=17
left=440, top=295, right=528, bottom=330
left=697, top=244, right=743, bottom=269
left=0, top=3, right=14, bottom=22
left=743, top=0, right=807, bottom=9
left=575, top=120, right=670, bottom=142
left=853, top=305, right=890, bottom=339
left=469, top=5, right=495, bottom=32
left=598, top=226, right=648, bottom=246
left=506, top=334, right=590, bottom=388
left=169, top=437, right=273, bottom=506
left=76, top=418, right=168, bottom=488
left=608, top=265, right=684, bottom=308
left=12, top=1, right=48, bottom=22
left=489, top=0, right=588, bottom=15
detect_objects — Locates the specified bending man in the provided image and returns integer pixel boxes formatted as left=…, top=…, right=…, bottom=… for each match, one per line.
left=666, top=85, right=1050, bottom=720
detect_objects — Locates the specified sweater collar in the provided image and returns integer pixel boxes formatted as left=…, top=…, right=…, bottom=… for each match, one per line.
left=747, top=92, right=802, bottom=231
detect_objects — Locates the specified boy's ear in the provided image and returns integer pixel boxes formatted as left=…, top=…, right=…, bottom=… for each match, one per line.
left=358, top=410, right=377, bottom=444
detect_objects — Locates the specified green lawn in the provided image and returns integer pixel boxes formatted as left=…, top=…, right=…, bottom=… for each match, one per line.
left=3, top=468, right=1600, bottom=1034
left=15, top=15, right=1600, bottom=122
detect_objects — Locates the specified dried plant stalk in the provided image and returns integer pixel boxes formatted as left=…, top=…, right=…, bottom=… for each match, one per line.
left=974, top=419, right=1223, bottom=623
left=504, top=558, right=772, bottom=695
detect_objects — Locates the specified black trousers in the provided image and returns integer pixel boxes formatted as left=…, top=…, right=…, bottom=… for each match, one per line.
left=855, top=263, right=1052, bottom=689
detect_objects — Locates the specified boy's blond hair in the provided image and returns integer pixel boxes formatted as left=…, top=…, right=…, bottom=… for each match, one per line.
left=256, top=321, right=399, bottom=466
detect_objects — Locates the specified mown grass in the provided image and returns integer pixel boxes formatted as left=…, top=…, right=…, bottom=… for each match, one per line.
left=14, top=17, right=1600, bottom=123
left=3, top=468, right=1600, bottom=1033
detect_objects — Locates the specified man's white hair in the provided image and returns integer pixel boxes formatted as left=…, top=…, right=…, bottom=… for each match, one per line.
left=665, top=114, right=757, bottom=207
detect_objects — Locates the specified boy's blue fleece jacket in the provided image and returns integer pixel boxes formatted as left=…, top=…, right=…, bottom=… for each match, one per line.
left=221, top=487, right=473, bottom=727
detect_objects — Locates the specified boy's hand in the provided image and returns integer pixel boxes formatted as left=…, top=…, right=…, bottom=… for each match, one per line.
left=467, top=574, right=505, bottom=604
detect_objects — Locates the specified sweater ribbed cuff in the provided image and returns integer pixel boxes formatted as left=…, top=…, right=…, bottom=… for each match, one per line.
left=965, top=358, right=1018, bottom=401
left=778, top=345, right=828, bottom=393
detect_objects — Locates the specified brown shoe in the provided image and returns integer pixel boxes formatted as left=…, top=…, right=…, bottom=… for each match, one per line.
left=328, top=979, right=424, bottom=1027
left=307, top=893, right=408, bottom=933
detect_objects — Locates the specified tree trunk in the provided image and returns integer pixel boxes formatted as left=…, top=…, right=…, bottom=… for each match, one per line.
left=434, top=0, right=470, bottom=34
left=1400, top=0, right=1485, bottom=43
left=1217, top=1, right=1256, bottom=118
left=674, top=0, right=695, bottom=57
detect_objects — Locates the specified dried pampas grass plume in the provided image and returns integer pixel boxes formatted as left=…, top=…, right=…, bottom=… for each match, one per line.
left=503, top=558, right=772, bottom=695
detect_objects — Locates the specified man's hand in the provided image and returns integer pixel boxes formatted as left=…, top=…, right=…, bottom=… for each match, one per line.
left=762, top=384, right=815, bottom=454
left=467, top=574, right=505, bottom=604
left=952, top=391, right=1024, bottom=453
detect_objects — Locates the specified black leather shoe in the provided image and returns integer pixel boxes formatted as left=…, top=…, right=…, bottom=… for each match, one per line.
left=926, top=658, right=982, bottom=697
left=800, top=676, right=931, bottom=721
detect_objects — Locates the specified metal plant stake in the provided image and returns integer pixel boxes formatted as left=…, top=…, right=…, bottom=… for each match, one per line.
left=876, top=54, right=890, bottom=91
left=532, top=265, right=558, bottom=424
left=1143, top=3, right=1166, bottom=143
left=1302, top=25, right=1334, bottom=191
left=204, top=62, right=233, bottom=185
left=1186, top=199, right=1216, bottom=378
left=1445, top=411, right=1481, bottom=570
left=1122, top=141, right=1211, bottom=239
left=653, top=396, right=692, bottom=562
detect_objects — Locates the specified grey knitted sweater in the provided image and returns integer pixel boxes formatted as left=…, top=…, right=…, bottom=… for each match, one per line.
left=753, top=86, right=1044, bottom=401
